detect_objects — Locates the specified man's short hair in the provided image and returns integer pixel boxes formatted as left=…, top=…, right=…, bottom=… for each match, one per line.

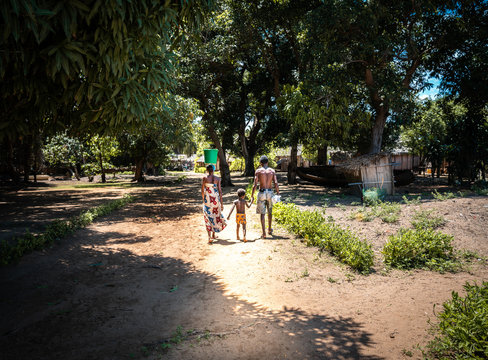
left=237, top=188, right=246, bottom=197
left=259, top=155, right=268, bottom=164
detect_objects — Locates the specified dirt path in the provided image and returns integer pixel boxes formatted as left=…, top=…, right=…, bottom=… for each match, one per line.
left=1, top=175, right=487, bottom=359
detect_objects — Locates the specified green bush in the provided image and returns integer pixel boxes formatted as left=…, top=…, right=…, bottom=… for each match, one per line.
left=411, top=209, right=446, bottom=230
left=350, top=201, right=401, bottom=223
left=432, top=189, right=455, bottom=201
left=382, top=228, right=456, bottom=271
left=194, top=166, right=206, bottom=173
left=0, top=194, right=134, bottom=265
left=274, top=202, right=374, bottom=273
left=362, top=187, right=386, bottom=206
left=229, top=157, right=245, bottom=172
left=425, top=282, right=488, bottom=359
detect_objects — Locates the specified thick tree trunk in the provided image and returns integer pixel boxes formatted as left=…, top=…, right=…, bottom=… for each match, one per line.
left=317, top=143, right=328, bottom=165
left=133, top=158, right=145, bottom=182
left=208, top=123, right=233, bottom=187
left=239, top=116, right=261, bottom=177
left=22, top=135, right=32, bottom=183
left=5, top=138, right=20, bottom=182
left=368, top=105, right=388, bottom=153
left=99, top=152, right=106, bottom=183
left=287, top=141, right=298, bottom=185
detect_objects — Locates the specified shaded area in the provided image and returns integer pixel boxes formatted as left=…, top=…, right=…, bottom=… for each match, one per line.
left=0, top=229, right=379, bottom=360
left=0, top=178, right=381, bottom=359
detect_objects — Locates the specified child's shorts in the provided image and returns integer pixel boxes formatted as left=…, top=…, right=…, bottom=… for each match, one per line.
left=236, top=213, right=246, bottom=225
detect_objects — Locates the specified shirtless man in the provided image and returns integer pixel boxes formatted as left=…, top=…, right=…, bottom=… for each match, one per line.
left=251, top=155, right=280, bottom=238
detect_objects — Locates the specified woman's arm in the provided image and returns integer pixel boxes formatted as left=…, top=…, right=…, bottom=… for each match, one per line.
left=201, top=177, right=206, bottom=201
left=227, top=202, right=235, bottom=219
left=217, top=179, right=223, bottom=209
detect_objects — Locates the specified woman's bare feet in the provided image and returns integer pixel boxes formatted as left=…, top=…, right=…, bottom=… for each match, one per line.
left=261, top=232, right=266, bottom=239
left=268, top=228, right=273, bottom=235
left=243, top=237, right=247, bottom=243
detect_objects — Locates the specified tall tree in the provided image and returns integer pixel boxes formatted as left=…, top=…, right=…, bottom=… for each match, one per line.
left=302, top=0, right=455, bottom=153
left=0, top=0, right=214, bottom=181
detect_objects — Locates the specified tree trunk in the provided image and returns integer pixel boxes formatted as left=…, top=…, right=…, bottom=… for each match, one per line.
left=22, top=135, right=32, bottom=183
left=5, top=138, right=20, bottom=182
left=287, top=141, right=298, bottom=185
left=317, top=143, right=328, bottom=165
left=368, top=105, right=388, bottom=154
left=99, top=152, right=106, bottom=183
left=133, top=158, right=145, bottom=182
left=208, top=123, right=232, bottom=187
left=239, top=116, right=261, bottom=177
left=365, top=68, right=389, bottom=154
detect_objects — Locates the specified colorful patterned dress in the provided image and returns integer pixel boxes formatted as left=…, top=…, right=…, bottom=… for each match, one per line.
left=203, top=183, right=227, bottom=233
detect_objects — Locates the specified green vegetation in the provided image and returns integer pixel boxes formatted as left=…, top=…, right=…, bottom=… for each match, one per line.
left=382, top=228, right=457, bottom=272
left=0, top=194, right=134, bottom=265
left=273, top=202, right=374, bottom=273
left=411, top=209, right=446, bottom=230
left=402, top=195, right=422, bottom=205
left=350, top=202, right=401, bottom=223
left=432, top=190, right=456, bottom=201
left=425, top=282, right=488, bottom=359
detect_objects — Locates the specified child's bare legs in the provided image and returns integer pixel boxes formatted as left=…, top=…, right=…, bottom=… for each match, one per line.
left=236, top=223, right=240, bottom=240
left=242, top=224, right=247, bottom=242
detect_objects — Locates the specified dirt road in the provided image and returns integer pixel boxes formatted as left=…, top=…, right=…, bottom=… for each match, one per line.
left=1, top=175, right=487, bottom=359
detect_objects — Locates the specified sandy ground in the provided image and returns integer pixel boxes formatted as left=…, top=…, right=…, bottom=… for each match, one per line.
left=0, top=174, right=487, bottom=359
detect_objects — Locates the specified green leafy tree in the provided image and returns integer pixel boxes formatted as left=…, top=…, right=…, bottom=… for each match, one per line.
left=0, top=0, right=214, bottom=181
left=119, top=95, right=200, bottom=182
left=85, top=135, right=120, bottom=183
left=43, top=133, right=85, bottom=179
left=427, top=0, right=488, bottom=182
left=300, top=0, right=457, bottom=154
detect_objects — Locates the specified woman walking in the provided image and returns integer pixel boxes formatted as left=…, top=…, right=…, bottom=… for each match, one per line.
left=201, top=164, right=226, bottom=243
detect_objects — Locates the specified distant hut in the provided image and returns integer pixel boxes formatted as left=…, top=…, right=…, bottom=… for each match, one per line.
left=337, top=153, right=395, bottom=195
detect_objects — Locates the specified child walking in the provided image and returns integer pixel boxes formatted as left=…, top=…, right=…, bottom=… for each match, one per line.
left=227, top=188, right=253, bottom=242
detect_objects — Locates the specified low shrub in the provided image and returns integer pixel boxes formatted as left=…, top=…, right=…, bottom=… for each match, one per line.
left=402, top=195, right=421, bottom=205
left=194, top=166, right=206, bottom=173
left=0, top=194, right=134, bottom=265
left=425, top=281, right=488, bottom=359
left=350, top=201, right=401, bottom=223
left=274, top=202, right=374, bottom=273
left=432, top=189, right=455, bottom=201
left=382, top=228, right=456, bottom=271
left=411, top=209, right=446, bottom=230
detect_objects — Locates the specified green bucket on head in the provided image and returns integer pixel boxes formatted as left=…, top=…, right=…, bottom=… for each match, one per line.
left=203, top=149, right=218, bottom=164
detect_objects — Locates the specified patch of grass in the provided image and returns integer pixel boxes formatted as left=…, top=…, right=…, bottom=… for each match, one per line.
left=301, top=268, right=310, bottom=278
left=273, top=202, right=374, bottom=273
left=402, top=195, right=422, bottom=205
left=350, top=201, right=401, bottom=223
left=0, top=194, right=134, bottom=265
left=472, top=180, right=488, bottom=196
left=432, top=189, right=455, bottom=201
left=411, top=209, right=446, bottom=230
left=424, top=282, right=488, bottom=360
left=382, top=228, right=458, bottom=272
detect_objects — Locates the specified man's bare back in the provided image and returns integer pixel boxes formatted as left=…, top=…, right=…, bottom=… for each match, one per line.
left=255, top=166, right=278, bottom=190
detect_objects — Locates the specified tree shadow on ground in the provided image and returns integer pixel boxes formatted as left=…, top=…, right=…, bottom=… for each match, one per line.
left=0, top=224, right=382, bottom=360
